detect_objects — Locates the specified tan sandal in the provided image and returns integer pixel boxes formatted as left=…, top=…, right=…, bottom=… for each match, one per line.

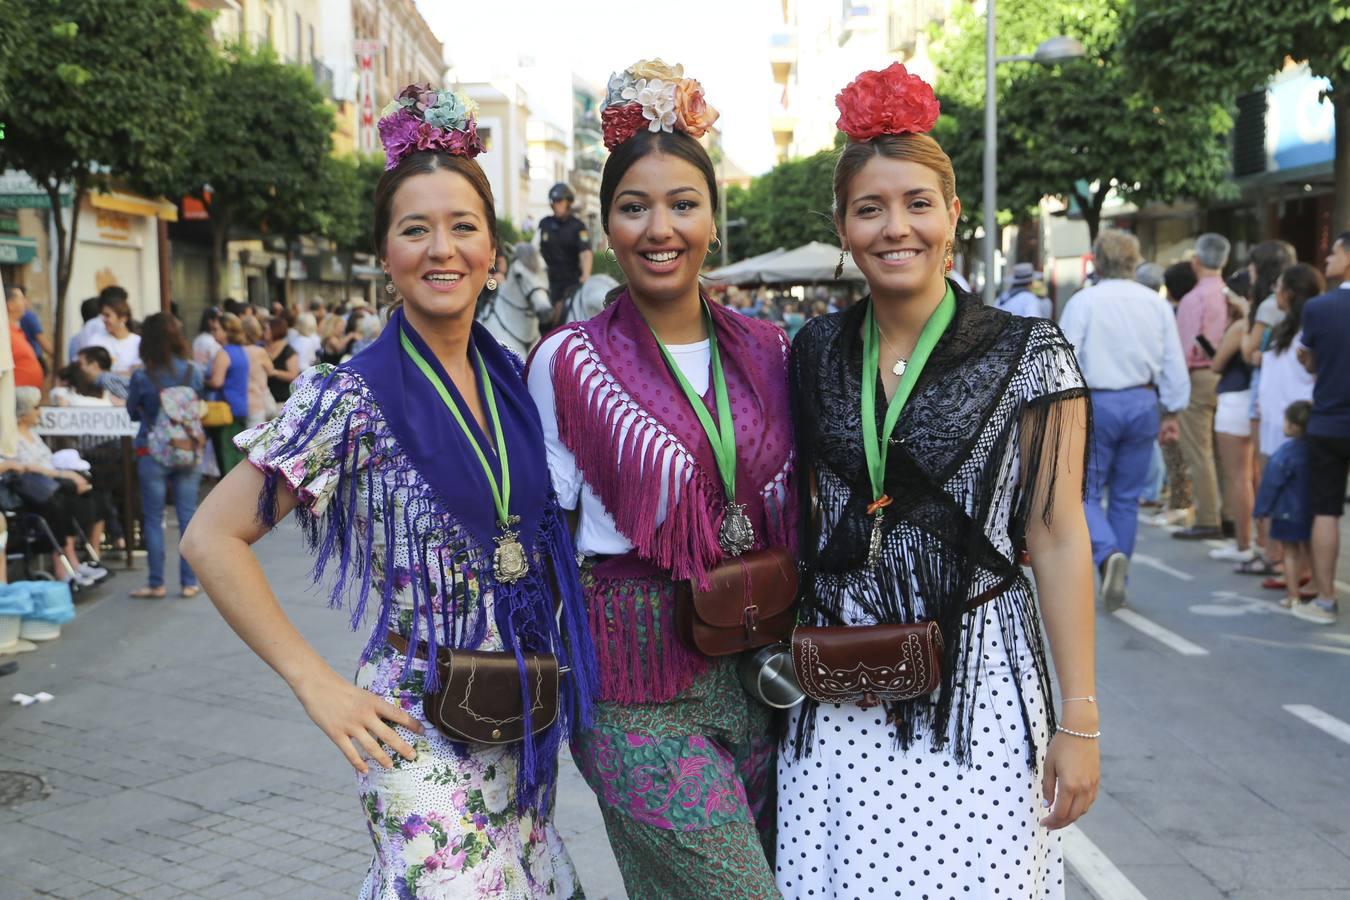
left=180, top=586, right=201, bottom=598
left=129, top=586, right=167, bottom=599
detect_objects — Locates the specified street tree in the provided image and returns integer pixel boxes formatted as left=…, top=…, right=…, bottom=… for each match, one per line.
left=1125, top=0, right=1350, bottom=232
left=932, top=0, right=1234, bottom=242
left=0, top=0, right=214, bottom=359
left=180, top=46, right=334, bottom=303
left=321, top=152, right=384, bottom=299
left=725, top=149, right=838, bottom=261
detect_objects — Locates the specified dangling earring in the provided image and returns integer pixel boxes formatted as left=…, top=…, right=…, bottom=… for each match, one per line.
left=384, top=280, right=396, bottom=295
left=485, top=267, right=498, bottom=292
left=943, top=240, right=955, bottom=274
left=604, top=246, right=617, bottom=262
left=707, top=236, right=722, bottom=256
left=835, top=250, right=846, bottom=280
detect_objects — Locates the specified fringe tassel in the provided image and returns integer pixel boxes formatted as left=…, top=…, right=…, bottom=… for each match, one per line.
left=248, top=369, right=598, bottom=814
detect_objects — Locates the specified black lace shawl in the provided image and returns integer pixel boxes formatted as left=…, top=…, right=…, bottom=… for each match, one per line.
left=789, top=284, right=1090, bottom=768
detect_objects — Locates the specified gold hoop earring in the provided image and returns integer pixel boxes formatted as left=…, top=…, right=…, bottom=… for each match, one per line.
left=707, top=236, right=722, bottom=256
left=834, top=250, right=846, bottom=280
left=604, top=246, right=617, bottom=262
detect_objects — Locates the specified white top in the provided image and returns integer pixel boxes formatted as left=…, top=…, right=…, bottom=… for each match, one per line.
left=89, top=332, right=142, bottom=376
left=1257, top=344, right=1314, bottom=455
left=49, top=387, right=112, bottom=407
left=68, top=316, right=108, bottom=359
left=288, top=332, right=323, bottom=370
left=192, top=332, right=222, bottom=370
left=1254, top=294, right=1284, bottom=330
left=527, top=328, right=711, bottom=557
left=1058, top=278, right=1191, bottom=412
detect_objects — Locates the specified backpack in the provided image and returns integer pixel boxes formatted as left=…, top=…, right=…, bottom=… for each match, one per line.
left=146, top=364, right=206, bottom=471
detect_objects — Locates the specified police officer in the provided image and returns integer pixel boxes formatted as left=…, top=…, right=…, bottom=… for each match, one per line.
left=537, top=183, right=592, bottom=323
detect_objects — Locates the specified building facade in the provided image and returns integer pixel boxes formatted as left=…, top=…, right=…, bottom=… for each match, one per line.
left=460, top=81, right=533, bottom=231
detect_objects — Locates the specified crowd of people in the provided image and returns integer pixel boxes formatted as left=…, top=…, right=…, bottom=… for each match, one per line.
left=1060, top=228, right=1350, bottom=624
left=1, top=282, right=392, bottom=603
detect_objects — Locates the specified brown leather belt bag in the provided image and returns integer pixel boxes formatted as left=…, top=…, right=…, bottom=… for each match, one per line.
left=386, top=633, right=561, bottom=745
left=675, top=547, right=798, bottom=657
left=790, top=569, right=1019, bottom=707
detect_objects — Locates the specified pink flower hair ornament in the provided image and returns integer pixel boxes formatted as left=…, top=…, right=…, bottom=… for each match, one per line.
left=834, top=63, right=941, bottom=142
left=378, top=82, right=486, bottom=170
left=601, top=59, right=720, bottom=151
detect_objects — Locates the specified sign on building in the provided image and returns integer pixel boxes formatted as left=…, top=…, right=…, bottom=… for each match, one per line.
left=355, top=40, right=382, bottom=154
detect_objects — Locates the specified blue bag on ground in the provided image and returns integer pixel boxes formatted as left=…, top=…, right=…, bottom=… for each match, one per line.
left=18, top=581, right=75, bottom=624
left=0, top=583, right=36, bottom=617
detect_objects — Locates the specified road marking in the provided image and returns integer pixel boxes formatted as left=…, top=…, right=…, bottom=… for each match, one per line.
left=1063, top=824, right=1149, bottom=900
left=1189, top=590, right=1283, bottom=618
left=1285, top=704, right=1350, bottom=746
left=1132, top=553, right=1194, bottom=581
left=1231, top=635, right=1350, bottom=658
left=1111, top=608, right=1210, bottom=656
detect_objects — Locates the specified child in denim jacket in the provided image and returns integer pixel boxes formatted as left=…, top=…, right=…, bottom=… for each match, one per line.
left=1254, top=401, right=1313, bottom=611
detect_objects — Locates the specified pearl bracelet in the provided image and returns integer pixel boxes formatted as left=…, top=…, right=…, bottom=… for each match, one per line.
left=1057, top=726, right=1101, bottom=740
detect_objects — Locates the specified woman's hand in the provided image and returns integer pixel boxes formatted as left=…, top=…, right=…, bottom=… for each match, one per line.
left=1040, top=725, right=1100, bottom=829
left=61, top=472, right=92, bottom=493
left=293, top=668, right=425, bottom=774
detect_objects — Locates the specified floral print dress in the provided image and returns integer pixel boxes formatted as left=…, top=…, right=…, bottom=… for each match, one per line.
left=239, top=367, right=583, bottom=900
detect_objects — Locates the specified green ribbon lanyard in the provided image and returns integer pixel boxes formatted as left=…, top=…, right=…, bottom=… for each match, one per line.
left=643, top=302, right=755, bottom=555
left=860, top=285, right=955, bottom=564
left=400, top=330, right=513, bottom=529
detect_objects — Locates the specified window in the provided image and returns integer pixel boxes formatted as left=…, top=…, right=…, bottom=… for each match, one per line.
left=309, top=25, right=315, bottom=62
left=264, top=12, right=273, bottom=48
left=294, top=13, right=302, bottom=61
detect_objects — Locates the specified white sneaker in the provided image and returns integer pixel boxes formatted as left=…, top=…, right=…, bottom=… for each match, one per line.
left=1208, top=544, right=1255, bottom=562
left=1290, top=599, right=1337, bottom=625
left=1101, top=552, right=1129, bottom=612
left=78, top=563, right=109, bottom=582
left=60, top=571, right=95, bottom=589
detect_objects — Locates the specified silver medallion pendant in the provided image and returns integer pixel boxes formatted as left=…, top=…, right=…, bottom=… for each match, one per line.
left=719, top=502, right=755, bottom=557
left=866, top=508, right=886, bottom=568
left=492, top=516, right=529, bottom=583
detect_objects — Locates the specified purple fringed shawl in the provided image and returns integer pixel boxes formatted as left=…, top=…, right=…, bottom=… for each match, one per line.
left=538, top=291, right=795, bottom=702
left=249, top=310, right=597, bottom=814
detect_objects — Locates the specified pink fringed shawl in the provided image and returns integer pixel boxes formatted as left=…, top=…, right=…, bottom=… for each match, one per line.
left=543, top=291, right=796, bottom=702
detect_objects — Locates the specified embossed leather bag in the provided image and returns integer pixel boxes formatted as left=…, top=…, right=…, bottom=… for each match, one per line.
left=387, top=633, right=560, bottom=745
left=790, top=570, right=1019, bottom=706
left=675, top=547, right=798, bottom=657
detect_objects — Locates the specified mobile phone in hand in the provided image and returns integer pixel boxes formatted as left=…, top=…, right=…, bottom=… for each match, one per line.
left=1195, top=334, right=1217, bottom=358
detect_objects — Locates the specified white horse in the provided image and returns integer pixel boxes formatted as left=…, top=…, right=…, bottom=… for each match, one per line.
left=556, top=273, right=619, bottom=326
left=478, top=243, right=552, bottom=357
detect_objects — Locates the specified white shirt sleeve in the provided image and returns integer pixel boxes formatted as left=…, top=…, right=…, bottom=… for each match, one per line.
left=525, top=331, right=584, bottom=511
left=1156, top=296, right=1192, bottom=413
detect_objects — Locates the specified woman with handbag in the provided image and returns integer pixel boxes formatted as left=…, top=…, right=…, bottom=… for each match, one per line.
left=182, top=86, right=596, bottom=899
left=126, top=313, right=204, bottom=600
left=527, top=60, right=793, bottom=898
left=777, top=65, right=1099, bottom=898
left=205, top=313, right=251, bottom=474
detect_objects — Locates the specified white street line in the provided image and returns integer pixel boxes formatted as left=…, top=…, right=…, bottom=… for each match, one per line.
left=1132, top=553, right=1194, bottom=582
left=1111, top=608, right=1210, bottom=656
left=1063, top=824, right=1149, bottom=900
left=1284, top=704, right=1350, bottom=746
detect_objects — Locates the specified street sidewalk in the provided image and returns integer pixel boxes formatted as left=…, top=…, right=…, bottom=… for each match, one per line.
left=0, top=525, right=627, bottom=899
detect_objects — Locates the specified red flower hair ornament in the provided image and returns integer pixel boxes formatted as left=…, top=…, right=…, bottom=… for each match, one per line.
left=835, top=63, right=941, bottom=142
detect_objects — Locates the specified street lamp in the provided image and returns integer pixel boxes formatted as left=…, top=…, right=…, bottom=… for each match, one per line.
left=982, top=4, right=1086, bottom=304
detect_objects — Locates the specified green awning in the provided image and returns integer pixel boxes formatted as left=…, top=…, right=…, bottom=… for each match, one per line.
left=0, top=236, right=38, bottom=265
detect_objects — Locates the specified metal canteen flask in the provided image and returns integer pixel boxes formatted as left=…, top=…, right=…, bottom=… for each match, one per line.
left=739, top=642, right=804, bottom=708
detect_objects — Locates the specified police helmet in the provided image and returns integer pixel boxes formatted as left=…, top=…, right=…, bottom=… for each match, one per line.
left=548, top=183, right=575, bottom=204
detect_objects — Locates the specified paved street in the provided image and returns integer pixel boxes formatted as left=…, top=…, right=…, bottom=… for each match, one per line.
left=2, top=509, right=1348, bottom=899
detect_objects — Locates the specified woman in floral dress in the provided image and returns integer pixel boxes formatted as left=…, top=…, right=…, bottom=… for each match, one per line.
left=184, top=86, right=596, bottom=899
left=527, top=61, right=793, bottom=898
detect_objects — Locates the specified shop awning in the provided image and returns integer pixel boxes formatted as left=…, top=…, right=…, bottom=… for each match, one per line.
left=0, top=236, right=38, bottom=265
left=90, top=191, right=179, bottom=222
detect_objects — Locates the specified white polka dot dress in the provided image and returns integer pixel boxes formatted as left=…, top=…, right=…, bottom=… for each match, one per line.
left=776, top=610, right=1064, bottom=899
